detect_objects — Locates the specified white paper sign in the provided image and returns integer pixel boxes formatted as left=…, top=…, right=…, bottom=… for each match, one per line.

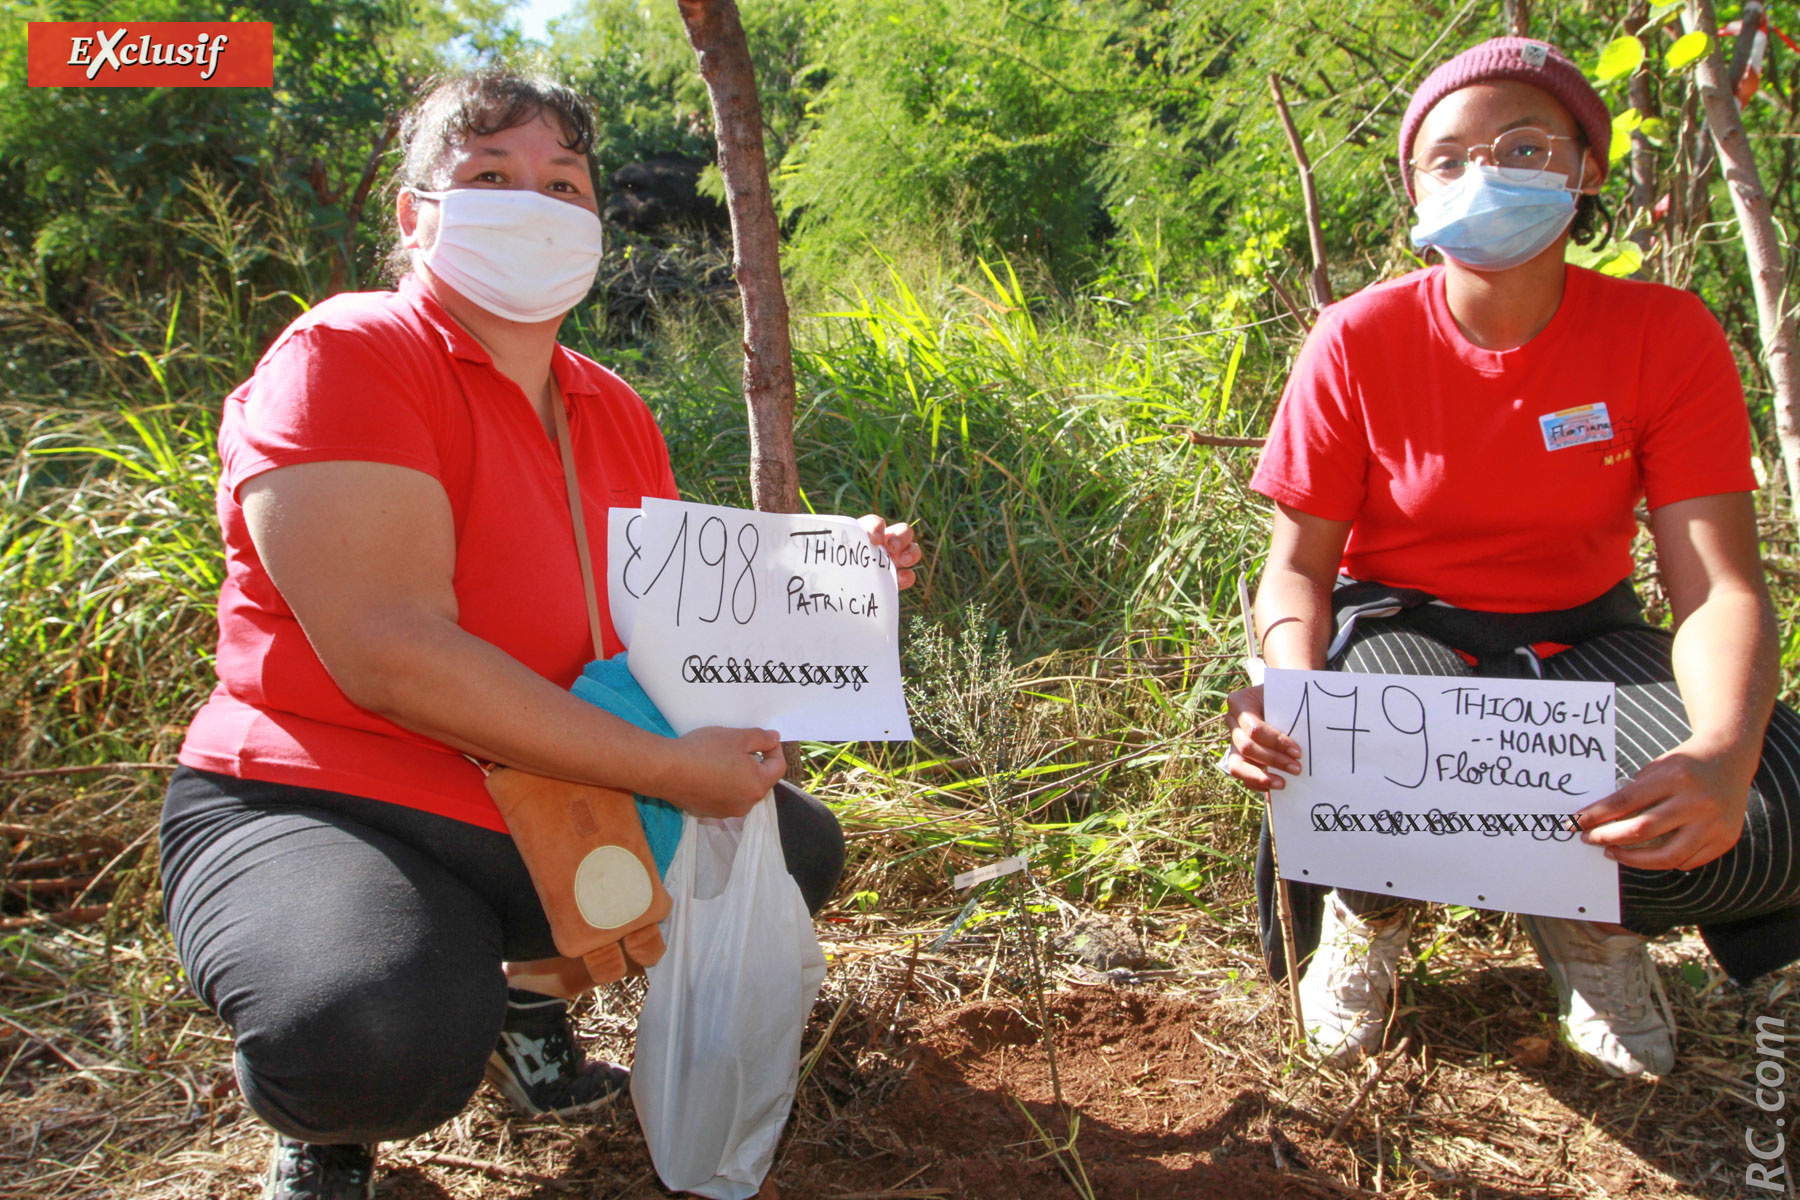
left=619, top=498, right=914, bottom=742
left=607, top=507, right=642, bottom=648
left=1263, top=669, right=1620, bottom=921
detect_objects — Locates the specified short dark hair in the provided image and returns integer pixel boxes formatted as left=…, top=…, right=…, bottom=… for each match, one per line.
left=1570, top=192, right=1612, bottom=247
left=396, top=69, right=596, bottom=189
left=1567, top=134, right=1612, bottom=248
left=384, top=69, right=598, bottom=278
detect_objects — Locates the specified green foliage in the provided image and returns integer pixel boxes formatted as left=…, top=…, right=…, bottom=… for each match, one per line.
left=1665, top=30, right=1710, bottom=72
left=1, top=173, right=333, bottom=765
left=1565, top=235, right=1644, bottom=278
left=547, top=0, right=823, bottom=177
left=0, top=0, right=461, bottom=303
left=1596, top=34, right=1647, bottom=82
left=593, top=242, right=1272, bottom=656
left=776, top=0, right=1128, bottom=281
left=543, top=0, right=706, bottom=173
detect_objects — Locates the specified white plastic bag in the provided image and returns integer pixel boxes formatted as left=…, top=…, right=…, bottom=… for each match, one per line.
left=631, top=793, right=827, bottom=1199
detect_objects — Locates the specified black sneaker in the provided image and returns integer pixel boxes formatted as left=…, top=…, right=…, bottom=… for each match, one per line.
left=262, top=1135, right=375, bottom=1200
left=485, top=988, right=630, bottom=1117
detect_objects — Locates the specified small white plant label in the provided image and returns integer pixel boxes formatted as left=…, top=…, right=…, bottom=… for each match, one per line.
left=954, top=856, right=1028, bottom=890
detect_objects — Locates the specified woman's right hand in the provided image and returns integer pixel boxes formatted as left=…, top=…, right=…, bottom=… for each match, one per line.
left=1223, top=684, right=1303, bottom=791
left=658, top=725, right=789, bottom=818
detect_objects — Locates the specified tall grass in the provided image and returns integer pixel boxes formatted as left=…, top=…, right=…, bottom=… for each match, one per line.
left=1, top=173, right=328, bottom=769
left=10, top=175, right=1796, bottom=919
left=3, top=182, right=1290, bottom=916
left=637, top=248, right=1282, bottom=661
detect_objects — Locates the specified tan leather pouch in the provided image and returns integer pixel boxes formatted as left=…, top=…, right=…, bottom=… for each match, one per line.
left=475, top=387, right=676, bottom=989
left=485, top=767, right=673, bottom=983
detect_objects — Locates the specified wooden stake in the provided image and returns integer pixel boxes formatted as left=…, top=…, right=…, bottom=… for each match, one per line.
left=1266, top=802, right=1307, bottom=1043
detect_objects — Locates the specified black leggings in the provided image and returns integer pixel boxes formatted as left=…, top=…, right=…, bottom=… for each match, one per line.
left=159, top=766, right=845, bottom=1144
left=1328, top=623, right=1800, bottom=933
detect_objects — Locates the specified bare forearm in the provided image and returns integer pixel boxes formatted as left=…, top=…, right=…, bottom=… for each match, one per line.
left=1670, top=588, right=1779, bottom=777
left=241, top=461, right=783, bottom=812
left=337, top=614, right=682, bottom=796
left=1254, top=566, right=1333, bottom=670
left=1223, top=507, right=1349, bottom=791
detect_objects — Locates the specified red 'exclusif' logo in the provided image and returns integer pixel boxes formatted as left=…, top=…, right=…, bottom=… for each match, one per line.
left=27, top=22, right=273, bottom=87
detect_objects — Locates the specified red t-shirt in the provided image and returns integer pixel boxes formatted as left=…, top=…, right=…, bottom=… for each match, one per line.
left=1250, top=265, right=1756, bottom=613
left=178, top=276, right=679, bottom=830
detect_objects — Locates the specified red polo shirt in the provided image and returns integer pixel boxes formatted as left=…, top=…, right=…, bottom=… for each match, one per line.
left=178, top=277, right=678, bottom=830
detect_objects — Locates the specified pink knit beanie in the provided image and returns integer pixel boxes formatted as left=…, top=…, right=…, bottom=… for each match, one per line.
left=1398, top=37, right=1612, bottom=203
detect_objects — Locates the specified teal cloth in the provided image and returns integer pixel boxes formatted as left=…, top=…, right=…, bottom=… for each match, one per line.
left=568, top=655, right=684, bottom=877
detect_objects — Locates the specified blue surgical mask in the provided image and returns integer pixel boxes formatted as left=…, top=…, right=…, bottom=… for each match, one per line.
left=1409, top=164, right=1577, bottom=272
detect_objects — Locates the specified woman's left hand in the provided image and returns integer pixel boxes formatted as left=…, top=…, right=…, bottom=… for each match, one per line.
left=1574, top=738, right=1755, bottom=871
left=860, top=514, right=923, bottom=590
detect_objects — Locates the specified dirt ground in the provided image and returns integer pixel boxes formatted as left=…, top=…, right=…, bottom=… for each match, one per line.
left=6, top=896, right=1794, bottom=1200
left=778, top=990, right=1353, bottom=1198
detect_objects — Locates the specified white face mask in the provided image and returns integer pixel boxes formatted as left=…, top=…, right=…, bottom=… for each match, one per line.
left=406, top=187, right=603, bottom=323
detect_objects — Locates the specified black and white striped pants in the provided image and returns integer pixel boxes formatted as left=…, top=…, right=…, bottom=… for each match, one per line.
left=1329, top=622, right=1800, bottom=941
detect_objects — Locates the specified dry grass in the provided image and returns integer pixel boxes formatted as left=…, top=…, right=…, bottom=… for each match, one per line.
left=3, top=757, right=1795, bottom=1199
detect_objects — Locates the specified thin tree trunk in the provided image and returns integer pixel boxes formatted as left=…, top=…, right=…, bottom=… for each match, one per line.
left=676, top=0, right=806, bottom=782
left=1268, top=74, right=1334, bottom=310
left=1688, top=0, right=1800, bottom=516
left=1626, top=4, right=1658, bottom=267
left=675, top=0, right=801, bottom=517
left=1504, top=0, right=1530, bottom=37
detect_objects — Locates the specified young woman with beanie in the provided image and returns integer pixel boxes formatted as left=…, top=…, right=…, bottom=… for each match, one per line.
left=1223, top=37, right=1800, bottom=1078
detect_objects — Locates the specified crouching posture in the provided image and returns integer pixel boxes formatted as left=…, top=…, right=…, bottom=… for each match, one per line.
left=160, top=69, right=921, bottom=1198
left=1224, top=38, right=1800, bottom=1078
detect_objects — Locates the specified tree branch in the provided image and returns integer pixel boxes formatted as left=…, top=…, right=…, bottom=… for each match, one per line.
left=1268, top=74, right=1334, bottom=310
left=1689, top=0, right=1800, bottom=516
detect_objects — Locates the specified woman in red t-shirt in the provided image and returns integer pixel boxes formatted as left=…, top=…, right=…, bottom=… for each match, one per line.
left=1224, top=37, right=1800, bottom=1079
left=158, top=71, right=922, bottom=1198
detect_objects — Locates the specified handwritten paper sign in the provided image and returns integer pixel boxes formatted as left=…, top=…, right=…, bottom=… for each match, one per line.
left=606, top=506, right=642, bottom=648
left=614, top=498, right=914, bottom=742
left=1263, top=669, right=1620, bottom=921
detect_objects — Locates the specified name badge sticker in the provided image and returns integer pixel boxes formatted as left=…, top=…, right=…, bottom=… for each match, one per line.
left=1538, top=403, right=1614, bottom=452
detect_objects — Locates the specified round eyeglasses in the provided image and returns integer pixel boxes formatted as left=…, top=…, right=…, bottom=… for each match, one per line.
left=1411, top=127, right=1577, bottom=186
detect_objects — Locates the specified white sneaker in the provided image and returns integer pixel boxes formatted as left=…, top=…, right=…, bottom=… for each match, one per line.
left=1519, top=915, right=1676, bottom=1078
left=1297, top=890, right=1414, bottom=1065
